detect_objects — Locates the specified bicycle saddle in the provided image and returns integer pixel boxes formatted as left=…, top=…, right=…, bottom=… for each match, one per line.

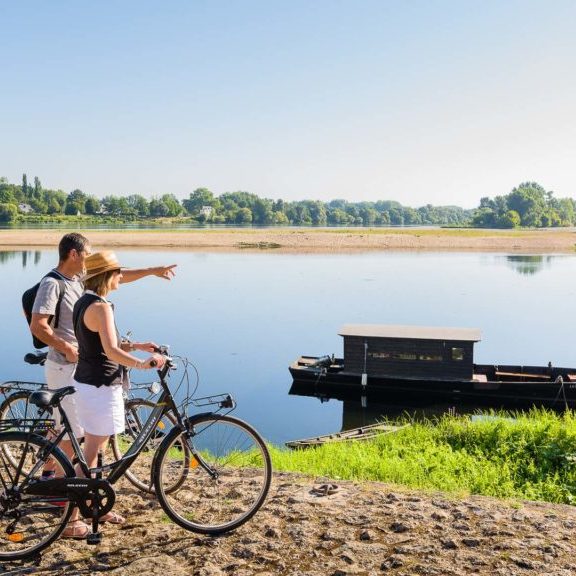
left=29, top=386, right=77, bottom=408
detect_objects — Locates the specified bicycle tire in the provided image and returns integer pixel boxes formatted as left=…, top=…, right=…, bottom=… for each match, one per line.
left=0, top=392, right=51, bottom=468
left=0, top=432, right=74, bottom=561
left=110, top=398, right=177, bottom=493
left=153, top=414, right=271, bottom=534
left=0, top=390, right=52, bottom=423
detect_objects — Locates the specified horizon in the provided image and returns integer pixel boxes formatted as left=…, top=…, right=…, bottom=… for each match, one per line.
left=2, top=2, right=575, bottom=210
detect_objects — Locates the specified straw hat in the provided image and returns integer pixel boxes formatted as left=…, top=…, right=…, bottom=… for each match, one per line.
left=83, top=251, right=123, bottom=280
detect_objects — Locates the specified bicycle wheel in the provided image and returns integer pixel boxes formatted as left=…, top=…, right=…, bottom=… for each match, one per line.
left=153, top=414, right=271, bottom=534
left=0, top=391, right=47, bottom=423
left=0, top=432, right=74, bottom=561
left=110, top=398, right=177, bottom=493
left=0, top=392, right=51, bottom=468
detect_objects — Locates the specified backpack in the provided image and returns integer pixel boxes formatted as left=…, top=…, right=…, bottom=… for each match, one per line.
left=22, top=270, right=67, bottom=349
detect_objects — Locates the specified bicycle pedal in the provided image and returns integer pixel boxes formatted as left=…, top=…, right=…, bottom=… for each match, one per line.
left=87, top=531, right=103, bottom=545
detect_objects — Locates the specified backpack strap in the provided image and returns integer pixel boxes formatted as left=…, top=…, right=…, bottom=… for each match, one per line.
left=44, top=270, right=67, bottom=330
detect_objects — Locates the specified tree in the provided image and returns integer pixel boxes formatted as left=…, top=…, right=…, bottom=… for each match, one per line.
left=65, top=189, right=87, bottom=215
left=21, top=174, right=28, bottom=199
left=84, top=196, right=101, bottom=215
left=33, top=176, right=42, bottom=200
left=182, top=188, right=215, bottom=216
left=149, top=198, right=169, bottom=217
left=161, top=194, right=182, bottom=217
left=127, top=194, right=150, bottom=217
left=0, top=203, right=17, bottom=222
left=235, top=207, right=252, bottom=223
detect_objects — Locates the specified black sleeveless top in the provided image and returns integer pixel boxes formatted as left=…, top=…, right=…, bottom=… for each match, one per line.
left=73, top=293, right=123, bottom=387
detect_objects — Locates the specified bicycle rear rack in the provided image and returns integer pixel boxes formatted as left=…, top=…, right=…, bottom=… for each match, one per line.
left=0, top=418, right=56, bottom=433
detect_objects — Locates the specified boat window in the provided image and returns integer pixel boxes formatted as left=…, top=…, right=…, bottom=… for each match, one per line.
left=452, top=348, right=464, bottom=361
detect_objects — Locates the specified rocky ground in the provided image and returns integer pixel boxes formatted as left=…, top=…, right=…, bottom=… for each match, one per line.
left=5, top=473, right=576, bottom=576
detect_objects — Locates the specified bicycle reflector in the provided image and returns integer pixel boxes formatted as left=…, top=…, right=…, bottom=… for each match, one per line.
left=7, top=533, right=24, bottom=543
left=190, top=457, right=198, bottom=469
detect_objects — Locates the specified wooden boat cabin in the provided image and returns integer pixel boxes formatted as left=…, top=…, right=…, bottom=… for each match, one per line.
left=340, top=324, right=482, bottom=380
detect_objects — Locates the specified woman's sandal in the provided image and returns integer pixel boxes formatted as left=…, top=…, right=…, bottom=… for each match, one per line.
left=62, top=520, right=90, bottom=539
left=99, top=511, right=126, bottom=525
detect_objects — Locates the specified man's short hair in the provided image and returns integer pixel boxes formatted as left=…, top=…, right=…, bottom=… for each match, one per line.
left=58, top=233, right=89, bottom=262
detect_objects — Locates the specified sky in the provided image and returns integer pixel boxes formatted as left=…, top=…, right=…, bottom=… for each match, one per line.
left=1, top=1, right=575, bottom=209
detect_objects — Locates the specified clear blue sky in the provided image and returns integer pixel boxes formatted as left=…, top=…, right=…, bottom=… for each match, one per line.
left=1, top=1, right=575, bottom=208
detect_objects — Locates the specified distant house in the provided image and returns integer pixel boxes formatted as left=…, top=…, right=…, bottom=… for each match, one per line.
left=18, top=203, right=34, bottom=214
left=200, top=206, right=213, bottom=217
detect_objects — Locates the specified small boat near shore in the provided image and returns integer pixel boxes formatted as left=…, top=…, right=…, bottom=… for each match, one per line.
left=289, top=324, right=576, bottom=409
left=285, top=422, right=410, bottom=449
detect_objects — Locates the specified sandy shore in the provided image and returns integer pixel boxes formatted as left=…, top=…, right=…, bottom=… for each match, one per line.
left=6, top=473, right=576, bottom=576
left=1, top=228, right=576, bottom=253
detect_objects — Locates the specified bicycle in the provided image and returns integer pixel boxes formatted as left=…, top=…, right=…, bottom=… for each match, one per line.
left=0, top=352, right=175, bottom=494
left=0, top=345, right=272, bottom=560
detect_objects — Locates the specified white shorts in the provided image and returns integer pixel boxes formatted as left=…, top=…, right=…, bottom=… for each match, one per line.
left=45, top=359, right=84, bottom=440
left=73, top=381, right=125, bottom=437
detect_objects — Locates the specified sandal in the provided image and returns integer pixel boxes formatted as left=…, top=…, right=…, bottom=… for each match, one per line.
left=62, top=520, right=90, bottom=540
left=99, top=511, right=126, bottom=525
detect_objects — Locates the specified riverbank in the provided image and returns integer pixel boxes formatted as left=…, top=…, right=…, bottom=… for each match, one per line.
left=1, top=228, right=576, bottom=253
left=8, top=473, right=576, bottom=576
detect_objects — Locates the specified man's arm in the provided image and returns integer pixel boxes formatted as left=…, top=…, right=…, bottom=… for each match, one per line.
left=119, top=264, right=177, bottom=284
left=30, top=314, right=78, bottom=362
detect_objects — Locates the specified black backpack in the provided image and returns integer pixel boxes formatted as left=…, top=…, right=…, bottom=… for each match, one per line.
left=22, top=271, right=67, bottom=349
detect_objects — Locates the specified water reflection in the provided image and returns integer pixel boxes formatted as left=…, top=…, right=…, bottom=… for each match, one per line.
left=503, top=255, right=555, bottom=275
left=0, top=250, right=42, bottom=267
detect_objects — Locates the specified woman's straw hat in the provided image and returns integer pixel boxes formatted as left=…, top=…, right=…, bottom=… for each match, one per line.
left=83, top=251, right=123, bottom=280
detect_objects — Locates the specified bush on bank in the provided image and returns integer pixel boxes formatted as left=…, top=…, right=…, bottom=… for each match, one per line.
left=270, top=409, right=576, bottom=504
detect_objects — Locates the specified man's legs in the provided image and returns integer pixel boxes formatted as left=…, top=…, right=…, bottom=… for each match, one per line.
left=43, top=359, right=83, bottom=474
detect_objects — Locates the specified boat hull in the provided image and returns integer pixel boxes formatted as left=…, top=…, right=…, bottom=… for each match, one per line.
left=289, top=357, right=576, bottom=409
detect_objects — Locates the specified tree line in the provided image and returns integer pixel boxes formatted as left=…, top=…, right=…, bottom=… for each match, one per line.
left=1, top=175, right=574, bottom=228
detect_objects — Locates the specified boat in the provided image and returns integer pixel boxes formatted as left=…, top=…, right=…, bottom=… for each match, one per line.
left=285, top=422, right=410, bottom=449
left=289, top=324, right=576, bottom=409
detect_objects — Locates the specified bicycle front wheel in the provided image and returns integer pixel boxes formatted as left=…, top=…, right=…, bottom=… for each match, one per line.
left=0, top=432, right=74, bottom=561
left=153, top=414, right=271, bottom=534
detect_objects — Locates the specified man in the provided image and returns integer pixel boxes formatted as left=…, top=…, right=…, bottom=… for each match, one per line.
left=30, top=232, right=176, bottom=488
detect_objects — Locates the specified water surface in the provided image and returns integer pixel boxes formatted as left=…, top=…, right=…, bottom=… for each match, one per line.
left=4, top=249, right=576, bottom=445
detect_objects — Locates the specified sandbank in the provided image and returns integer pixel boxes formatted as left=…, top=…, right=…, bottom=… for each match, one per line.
left=1, top=227, right=576, bottom=253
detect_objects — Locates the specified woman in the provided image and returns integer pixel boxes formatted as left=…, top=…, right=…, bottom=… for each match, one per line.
left=65, top=251, right=165, bottom=538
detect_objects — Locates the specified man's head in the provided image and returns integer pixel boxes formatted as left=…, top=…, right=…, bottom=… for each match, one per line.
left=58, top=233, right=90, bottom=262
left=58, top=233, right=91, bottom=275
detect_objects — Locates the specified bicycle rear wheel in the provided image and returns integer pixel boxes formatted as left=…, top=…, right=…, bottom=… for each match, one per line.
left=153, top=414, right=271, bottom=534
left=0, top=432, right=74, bottom=561
left=0, top=391, right=50, bottom=424
left=111, top=398, right=177, bottom=493
left=0, top=392, right=51, bottom=468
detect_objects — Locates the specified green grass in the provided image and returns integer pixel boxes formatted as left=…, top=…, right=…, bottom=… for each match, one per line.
left=269, top=409, right=576, bottom=504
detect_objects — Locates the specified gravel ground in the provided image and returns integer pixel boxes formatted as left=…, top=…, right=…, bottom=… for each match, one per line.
left=5, top=473, right=576, bottom=576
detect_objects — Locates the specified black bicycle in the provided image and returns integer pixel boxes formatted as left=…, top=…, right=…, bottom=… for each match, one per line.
left=0, top=351, right=177, bottom=494
left=0, top=346, right=272, bottom=560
